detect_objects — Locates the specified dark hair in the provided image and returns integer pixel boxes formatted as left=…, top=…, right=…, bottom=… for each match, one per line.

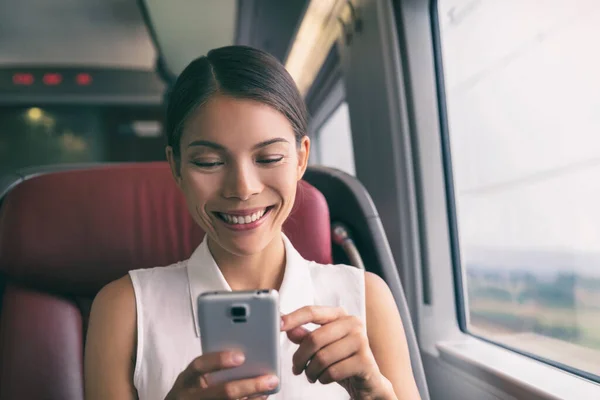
left=166, top=45, right=308, bottom=160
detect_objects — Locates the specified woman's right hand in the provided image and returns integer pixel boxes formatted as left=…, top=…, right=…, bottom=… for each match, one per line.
left=165, top=351, right=278, bottom=400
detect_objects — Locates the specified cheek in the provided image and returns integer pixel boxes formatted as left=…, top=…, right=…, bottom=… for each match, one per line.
left=181, top=170, right=221, bottom=210
left=265, top=165, right=299, bottom=209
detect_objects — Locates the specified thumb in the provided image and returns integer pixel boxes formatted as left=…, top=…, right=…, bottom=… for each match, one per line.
left=286, top=326, right=310, bottom=344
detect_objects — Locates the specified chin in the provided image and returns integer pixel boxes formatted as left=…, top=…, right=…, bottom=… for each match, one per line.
left=219, top=234, right=273, bottom=257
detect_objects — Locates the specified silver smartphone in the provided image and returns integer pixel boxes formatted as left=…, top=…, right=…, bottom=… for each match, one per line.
left=197, top=289, right=281, bottom=394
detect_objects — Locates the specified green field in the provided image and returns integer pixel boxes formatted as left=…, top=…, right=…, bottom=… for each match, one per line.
left=469, top=300, right=600, bottom=350
left=466, top=269, right=600, bottom=346
left=466, top=269, right=600, bottom=375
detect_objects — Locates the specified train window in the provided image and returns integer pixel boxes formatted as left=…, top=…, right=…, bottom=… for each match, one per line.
left=315, top=101, right=355, bottom=176
left=436, top=0, right=600, bottom=378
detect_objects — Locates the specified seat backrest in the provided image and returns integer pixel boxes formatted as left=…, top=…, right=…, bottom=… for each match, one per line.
left=0, top=162, right=331, bottom=400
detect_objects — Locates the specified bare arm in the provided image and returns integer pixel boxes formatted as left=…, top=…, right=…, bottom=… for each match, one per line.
left=365, top=272, right=421, bottom=400
left=84, top=275, right=138, bottom=400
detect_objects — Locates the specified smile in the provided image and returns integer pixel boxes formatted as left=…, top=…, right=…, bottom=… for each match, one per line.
left=214, top=206, right=274, bottom=227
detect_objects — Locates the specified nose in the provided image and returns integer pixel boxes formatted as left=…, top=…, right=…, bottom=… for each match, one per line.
left=222, top=161, right=262, bottom=201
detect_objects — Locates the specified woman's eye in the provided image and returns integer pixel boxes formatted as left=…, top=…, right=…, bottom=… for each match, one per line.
left=192, top=160, right=224, bottom=168
left=257, top=156, right=284, bottom=165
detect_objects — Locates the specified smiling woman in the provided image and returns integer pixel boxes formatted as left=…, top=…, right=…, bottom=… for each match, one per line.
left=84, top=45, right=420, bottom=400
left=163, top=45, right=310, bottom=260
left=168, top=94, right=308, bottom=259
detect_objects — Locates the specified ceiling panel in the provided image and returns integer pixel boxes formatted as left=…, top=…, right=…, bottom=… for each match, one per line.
left=141, top=0, right=237, bottom=77
left=0, top=0, right=156, bottom=69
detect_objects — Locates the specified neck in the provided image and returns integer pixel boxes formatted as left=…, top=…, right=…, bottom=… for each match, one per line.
left=207, top=233, right=286, bottom=291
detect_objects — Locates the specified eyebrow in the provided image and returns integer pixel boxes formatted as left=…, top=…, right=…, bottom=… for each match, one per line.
left=187, top=138, right=290, bottom=150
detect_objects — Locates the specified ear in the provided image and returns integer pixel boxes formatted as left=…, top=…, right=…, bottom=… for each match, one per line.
left=165, top=146, right=183, bottom=188
left=296, top=136, right=311, bottom=181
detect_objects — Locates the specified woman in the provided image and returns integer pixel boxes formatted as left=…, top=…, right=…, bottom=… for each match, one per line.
left=84, top=45, right=421, bottom=400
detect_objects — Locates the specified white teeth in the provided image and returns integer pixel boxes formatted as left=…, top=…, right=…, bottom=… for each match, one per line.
left=220, top=208, right=268, bottom=225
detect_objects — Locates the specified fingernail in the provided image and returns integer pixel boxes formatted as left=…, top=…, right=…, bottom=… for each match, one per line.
left=307, top=375, right=315, bottom=384
left=232, top=352, right=245, bottom=365
left=280, top=318, right=285, bottom=329
left=264, top=375, right=279, bottom=389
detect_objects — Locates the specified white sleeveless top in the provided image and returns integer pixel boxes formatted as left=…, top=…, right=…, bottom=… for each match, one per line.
left=129, top=233, right=365, bottom=400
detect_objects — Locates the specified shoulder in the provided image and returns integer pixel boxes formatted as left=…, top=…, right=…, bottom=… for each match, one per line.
left=308, top=262, right=365, bottom=295
left=129, top=261, right=187, bottom=280
left=307, top=261, right=364, bottom=281
left=88, top=260, right=188, bottom=353
left=364, top=271, right=390, bottom=299
left=307, top=263, right=391, bottom=300
left=363, top=271, right=398, bottom=323
left=87, top=275, right=137, bottom=346
left=128, top=262, right=188, bottom=292
left=85, top=275, right=138, bottom=398
left=91, top=274, right=136, bottom=322
left=88, top=275, right=137, bottom=349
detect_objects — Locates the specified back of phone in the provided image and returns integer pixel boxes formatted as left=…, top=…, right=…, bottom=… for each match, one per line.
left=197, top=289, right=280, bottom=393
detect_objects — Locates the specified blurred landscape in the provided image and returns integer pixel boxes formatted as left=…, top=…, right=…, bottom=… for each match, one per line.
left=465, top=248, right=600, bottom=375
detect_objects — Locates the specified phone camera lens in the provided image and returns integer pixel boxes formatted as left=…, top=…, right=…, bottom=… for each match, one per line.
left=231, top=306, right=247, bottom=317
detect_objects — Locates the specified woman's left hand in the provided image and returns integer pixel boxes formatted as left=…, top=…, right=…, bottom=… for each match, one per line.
left=281, top=306, right=396, bottom=400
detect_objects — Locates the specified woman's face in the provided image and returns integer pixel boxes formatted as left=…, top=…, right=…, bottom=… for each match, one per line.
left=167, top=95, right=310, bottom=256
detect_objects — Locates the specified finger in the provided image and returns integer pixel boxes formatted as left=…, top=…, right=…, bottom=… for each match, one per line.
left=181, top=351, right=245, bottom=384
left=291, top=317, right=356, bottom=374
left=200, top=375, right=279, bottom=399
left=317, top=354, right=368, bottom=385
left=286, top=326, right=310, bottom=344
left=281, top=306, right=347, bottom=331
left=304, top=334, right=362, bottom=383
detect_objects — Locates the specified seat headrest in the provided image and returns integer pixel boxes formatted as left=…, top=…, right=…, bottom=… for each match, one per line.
left=0, top=162, right=331, bottom=295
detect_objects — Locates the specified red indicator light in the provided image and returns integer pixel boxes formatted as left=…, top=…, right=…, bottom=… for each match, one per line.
left=13, top=73, right=34, bottom=85
left=43, top=73, right=62, bottom=85
left=76, top=73, right=92, bottom=86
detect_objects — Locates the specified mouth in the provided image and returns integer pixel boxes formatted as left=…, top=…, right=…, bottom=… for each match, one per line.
left=213, top=206, right=275, bottom=226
